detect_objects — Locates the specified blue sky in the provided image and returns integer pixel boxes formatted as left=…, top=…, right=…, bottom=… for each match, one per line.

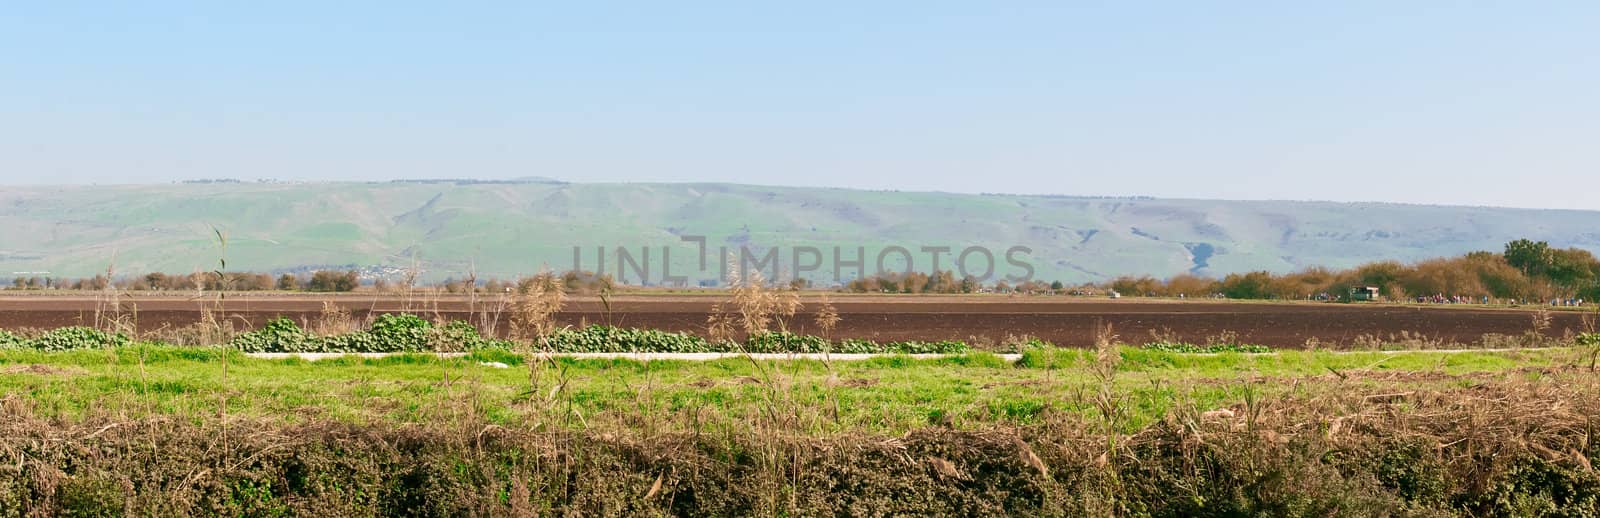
left=3, top=2, right=1596, bottom=209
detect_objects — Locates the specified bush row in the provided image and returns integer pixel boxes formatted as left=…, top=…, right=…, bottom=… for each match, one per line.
left=0, top=327, right=131, bottom=351
left=225, top=316, right=974, bottom=354
left=230, top=314, right=499, bottom=353
left=1140, top=340, right=1272, bottom=354
left=533, top=328, right=968, bottom=355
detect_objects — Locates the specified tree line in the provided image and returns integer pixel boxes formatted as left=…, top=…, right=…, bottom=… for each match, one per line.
left=10, top=239, right=1596, bottom=302
left=9, top=270, right=362, bottom=293
left=1103, top=239, right=1599, bottom=302
left=8, top=269, right=619, bottom=295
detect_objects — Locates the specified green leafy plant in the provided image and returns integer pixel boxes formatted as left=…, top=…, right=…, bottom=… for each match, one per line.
left=744, top=331, right=830, bottom=353
left=0, top=329, right=25, bottom=350
left=431, top=320, right=504, bottom=351
left=39, top=318, right=977, bottom=355
left=29, top=327, right=131, bottom=351
left=834, top=338, right=970, bottom=354
left=1141, top=341, right=1271, bottom=354
left=367, top=313, right=433, bottom=352
left=1578, top=332, right=1600, bottom=370
left=547, top=325, right=712, bottom=353
left=229, top=318, right=312, bottom=353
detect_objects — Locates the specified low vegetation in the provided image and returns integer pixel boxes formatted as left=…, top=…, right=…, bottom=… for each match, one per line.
left=0, top=326, right=131, bottom=351
left=1138, top=341, right=1271, bottom=354
left=2, top=342, right=1599, bottom=515
left=0, top=315, right=977, bottom=355
left=3, top=252, right=1599, bottom=514
left=1106, top=239, right=1600, bottom=302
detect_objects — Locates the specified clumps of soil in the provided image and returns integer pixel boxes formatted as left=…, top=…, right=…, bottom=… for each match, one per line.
left=0, top=364, right=85, bottom=376
left=825, top=376, right=878, bottom=388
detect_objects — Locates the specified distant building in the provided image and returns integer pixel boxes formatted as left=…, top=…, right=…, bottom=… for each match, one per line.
left=1349, top=286, right=1381, bottom=301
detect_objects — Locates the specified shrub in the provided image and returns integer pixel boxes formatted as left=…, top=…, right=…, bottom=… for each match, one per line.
left=29, top=327, right=131, bottom=351
left=745, top=331, right=830, bottom=353
left=367, top=313, right=433, bottom=352
left=28, top=319, right=976, bottom=355
left=883, top=340, right=971, bottom=354
left=835, top=339, right=969, bottom=354
left=304, top=270, right=359, bottom=292
left=230, top=316, right=510, bottom=354
left=547, top=326, right=712, bottom=353
left=999, top=337, right=1052, bottom=353
left=1015, top=347, right=1085, bottom=369
left=537, top=326, right=969, bottom=354
left=1141, top=341, right=1271, bottom=354
left=0, top=329, right=23, bottom=350
left=314, top=331, right=385, bottom=353
left=230, top=318, right=311, bottom=353
left=431, top=320, right=506, bottom=351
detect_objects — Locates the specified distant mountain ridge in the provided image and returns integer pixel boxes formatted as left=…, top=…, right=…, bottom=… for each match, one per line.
left=2, top=181, right=1597, bottom=284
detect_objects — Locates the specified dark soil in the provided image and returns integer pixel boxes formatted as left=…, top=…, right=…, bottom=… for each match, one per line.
left=0, top=294, right=1589, bottom=348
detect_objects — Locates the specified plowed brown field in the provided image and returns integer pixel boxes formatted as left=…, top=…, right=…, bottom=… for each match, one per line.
left=0, top=294, right=1590, bottom=348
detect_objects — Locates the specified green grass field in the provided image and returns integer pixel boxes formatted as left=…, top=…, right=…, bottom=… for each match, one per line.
left=0, top=344, right=1576, bottom=433
left=6, top=343, right=1600, bottom=515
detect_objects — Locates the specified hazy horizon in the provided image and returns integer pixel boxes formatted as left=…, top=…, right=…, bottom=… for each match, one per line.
left=4, top=3, right=1597, bottom=210
left=8, top=177, right=1600, bottom=214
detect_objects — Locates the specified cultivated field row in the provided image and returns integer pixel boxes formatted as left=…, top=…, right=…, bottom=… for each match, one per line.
left=1, top=294, right=1593, bottom=348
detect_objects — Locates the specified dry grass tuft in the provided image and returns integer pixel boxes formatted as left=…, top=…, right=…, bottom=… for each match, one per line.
left=813, top=293, right=841, bottom=339
left=312, top=301, right=358, bottom=336
left=509, top=272, right=564, bottom=346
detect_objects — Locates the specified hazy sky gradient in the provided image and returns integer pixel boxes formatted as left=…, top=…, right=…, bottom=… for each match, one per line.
left=3, top=2, right=1597, bottom=209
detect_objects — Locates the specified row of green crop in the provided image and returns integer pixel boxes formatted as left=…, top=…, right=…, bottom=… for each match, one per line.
left=227, top=315, right=494, bottom=353
left=1139, top=340, right=1273, bottom=354
left=0, top=327, right=132, bottom=351
left=2, top=315, right=1359, bottom=355
left=225, top=316, right=975, bottom=354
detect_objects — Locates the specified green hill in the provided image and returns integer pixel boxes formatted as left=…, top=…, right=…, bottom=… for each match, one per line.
left=3, top=180, right=1597, bottom=285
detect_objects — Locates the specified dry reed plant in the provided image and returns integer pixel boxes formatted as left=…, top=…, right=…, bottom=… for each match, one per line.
left=509, top=271, right=573, bottom=416
left=775, top=286, right=801, bottom=334
left=91, top=256, right=139, bottom=342
left=464, top=261, right=478, bottom=326
left=477, top=289, right=512, bottom=338
left=813, top=293, right=840, bottom=340
left=706, top=302, right=735, bottom=345
left=1528, top=307, right=1554, bottom=347
left=731, top=266, right=776, bottom=336
left=813, top=293, right=844, bottom=422
left=598, top=286, right=616, bottom=327
left=509, top=272, right=564, bottom=345
left=400, top=254, right=421, bottom=313
left=1087, top=321, right=1123, bottom=500
left=716, top=252, right=809, bottom=448
left=312, top=301, right=357, bottom=336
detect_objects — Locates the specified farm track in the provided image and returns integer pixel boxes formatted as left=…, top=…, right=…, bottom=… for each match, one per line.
left=0, top=294, right=1590, bottom=348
